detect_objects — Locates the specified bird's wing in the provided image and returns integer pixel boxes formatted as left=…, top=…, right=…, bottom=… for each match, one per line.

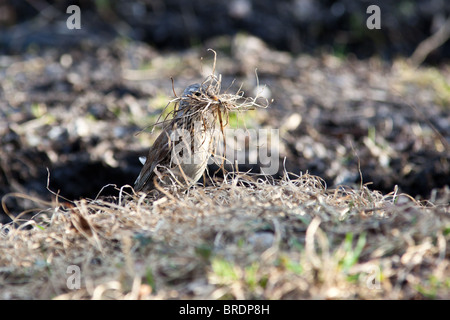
left=134, top=129, right=172, bottom=191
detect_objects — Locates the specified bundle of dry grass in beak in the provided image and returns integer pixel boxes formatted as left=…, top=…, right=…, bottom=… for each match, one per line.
left=134, top=49, right=270, bottom=193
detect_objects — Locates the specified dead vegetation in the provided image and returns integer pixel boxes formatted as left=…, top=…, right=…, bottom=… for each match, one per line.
left=1, top=171, right=449, bottom=300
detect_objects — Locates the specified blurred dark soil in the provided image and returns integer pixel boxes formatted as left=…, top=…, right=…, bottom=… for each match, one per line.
left=2, top=0, right=450, bottom=63
left=0, top=1, right=449, bottom=223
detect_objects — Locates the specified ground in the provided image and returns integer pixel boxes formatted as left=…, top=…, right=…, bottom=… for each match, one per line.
left=0, top=37, right=448, bottom=218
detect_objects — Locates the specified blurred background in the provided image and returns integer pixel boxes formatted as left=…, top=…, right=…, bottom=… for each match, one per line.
left=0, top=0, right=449, bottom=222
left=2, top=0, right=450, bottom=61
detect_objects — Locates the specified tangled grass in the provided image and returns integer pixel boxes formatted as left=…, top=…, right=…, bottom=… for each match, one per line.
left=144, top=49, right=269, bottom=137
left=1, top=171, right=449, bottom=299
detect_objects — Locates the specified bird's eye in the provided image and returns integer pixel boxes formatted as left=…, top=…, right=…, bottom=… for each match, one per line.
left=193, top=92, right=201, bottom=97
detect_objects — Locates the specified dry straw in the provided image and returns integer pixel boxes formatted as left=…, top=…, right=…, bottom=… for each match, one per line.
left=1, top=171, right=448, bottom=299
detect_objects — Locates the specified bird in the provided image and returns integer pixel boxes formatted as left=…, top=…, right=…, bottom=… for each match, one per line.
left=134, top=83, right=219, bottom=193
